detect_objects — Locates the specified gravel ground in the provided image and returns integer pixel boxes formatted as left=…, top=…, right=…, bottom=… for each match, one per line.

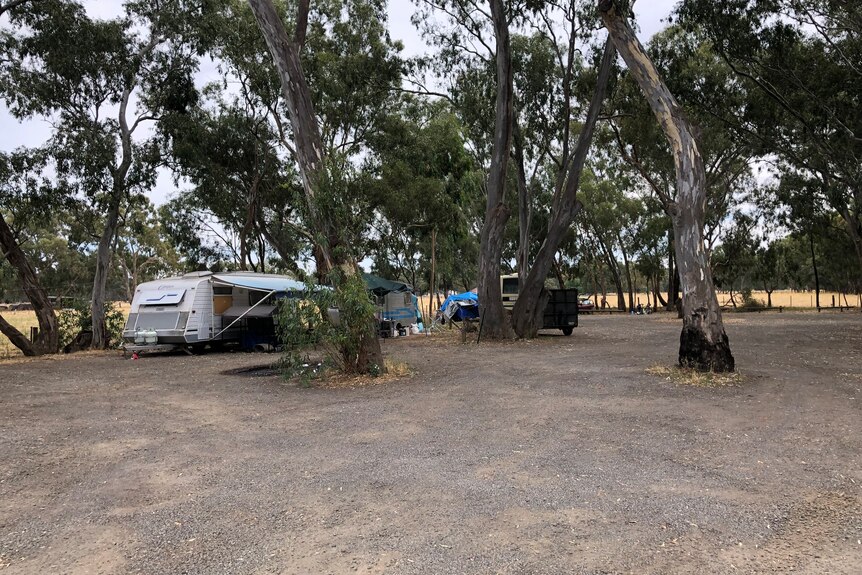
left=1, top=312, right=861, bottom=574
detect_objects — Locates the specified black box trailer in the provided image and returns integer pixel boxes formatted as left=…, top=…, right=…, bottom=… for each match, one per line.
left=543, top=288, right=579, bottom=335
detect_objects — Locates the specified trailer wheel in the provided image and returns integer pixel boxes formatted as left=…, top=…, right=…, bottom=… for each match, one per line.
left=562, top=327, right=573, bottom=336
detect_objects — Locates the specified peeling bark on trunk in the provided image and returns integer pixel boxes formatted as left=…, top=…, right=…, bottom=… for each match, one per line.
left=249, top=0, right=382, bottom=372
left=511, top=39, right=615, bottom=338
left=600, top=0, right=734, bottom=371
left=477, top=0, right=515, bottom=340
left=0, top=212, right=59, bottom=355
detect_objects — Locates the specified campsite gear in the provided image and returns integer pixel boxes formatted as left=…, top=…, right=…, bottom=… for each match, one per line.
left=362, top=273, right=419, bottom=337
left=441, top=286, right=579, bottom=336
left=440, top=291, right=480, bottom=322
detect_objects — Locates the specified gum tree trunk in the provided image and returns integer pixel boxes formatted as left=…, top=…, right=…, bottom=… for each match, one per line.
left=511, top=39, right=615, bottom=338
left=248, top=0, right=382, bottom=372
left=476, top=0, right=515, bottom=340
left=0, top=212, right=59, bottom=355
left=514, top=124, right=530, bottom=288
left=90, top=83, right=134, bottom=349
left=617, top=230, right=635, bottom=311
left=599, top=0, right=734, bottom=371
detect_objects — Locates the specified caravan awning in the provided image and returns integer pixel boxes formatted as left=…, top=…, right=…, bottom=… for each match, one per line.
left=212, top=273, right=306, bottom=293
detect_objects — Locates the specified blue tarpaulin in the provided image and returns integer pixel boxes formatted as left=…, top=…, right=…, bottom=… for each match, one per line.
left=440, top=291, right=479, bottom=322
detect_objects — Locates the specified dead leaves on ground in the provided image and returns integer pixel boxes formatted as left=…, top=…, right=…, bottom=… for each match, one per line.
left=647, top=364, right=745, bottom=388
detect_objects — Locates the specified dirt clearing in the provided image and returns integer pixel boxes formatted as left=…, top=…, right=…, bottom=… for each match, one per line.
left=1, top=312, right=861, bottom=574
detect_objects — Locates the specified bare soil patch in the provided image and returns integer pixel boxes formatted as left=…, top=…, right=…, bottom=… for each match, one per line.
left=1, top=312, right=861, bottom=574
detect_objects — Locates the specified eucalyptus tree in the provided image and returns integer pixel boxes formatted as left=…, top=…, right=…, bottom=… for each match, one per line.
left=0, top=149, right=62, bottom=355
left=677, top=0, right=862, bottom=285
left=164, top=86, right=307, bottom=276
left=415, top=0, right=617, bottom=337
left=622, top=188, right=671, bottom=308
left=603, top=23, right=755, bottom=312
left=577, top=170, right=635, bottom=310
left=711, top=213, right=757, bottom=307
left=599, top=0, right=734, bottom=371
left=364, top=100, right=483, bottom=303
left=0, top=0, right=213, bottom=348
left=0, top=0, right=36, bottom=17
left=510, top=37, right=614, bottom=337
left=113, top=198, right=180, bottom=302
left=247, top=0, right=407, bottom=372
left=753, top=240, right=787, bottom=308
left=158, top=196, right=238, bottom=272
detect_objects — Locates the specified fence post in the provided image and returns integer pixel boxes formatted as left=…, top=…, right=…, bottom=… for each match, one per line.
left=29, top=326, right=39, bottom=342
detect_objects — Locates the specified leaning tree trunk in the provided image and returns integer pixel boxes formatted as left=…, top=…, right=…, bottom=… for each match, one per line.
left=90, top=194, right=122, bottom=349
left=0, top=212, right=59, bottom=355
left=599, top=0, right=734, bottom=371
left=838, top=201, right=862, bottom=288
left=248, top=0, right=382, bottom=372
left=654, top=275, right=668, bottom=307
left=511, top=39, right=615, bottom=338
left=809, top=230, right=821, bottom=309
left=476, top=0, right=515, bottom=340
left=92, top=82, right=136, bottom=350
left=618, top=231, right=635, bottom=311
left=514, top=123, right=531, bottom=288
left=595, top=228, right=626, bottom=311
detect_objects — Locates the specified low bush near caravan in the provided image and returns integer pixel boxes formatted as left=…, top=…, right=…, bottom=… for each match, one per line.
left=58, top=300, right=126, bottom=349
left=277, top=272, right=380, bottom=376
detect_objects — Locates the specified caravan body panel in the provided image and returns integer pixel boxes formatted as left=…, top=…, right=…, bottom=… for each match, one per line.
left=124, top=275, right=209, bottom=344
left=124, top=271, right=302, bottom=350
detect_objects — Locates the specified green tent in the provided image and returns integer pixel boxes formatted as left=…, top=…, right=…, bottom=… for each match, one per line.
left=362, top=273, right=412, bottom=296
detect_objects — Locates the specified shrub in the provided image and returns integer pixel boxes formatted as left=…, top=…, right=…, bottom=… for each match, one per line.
left=739, top=288, right=765, bottom=310
left=277, top=270, right=380, bottom=377
left=58, top=300, right=125, bottom=349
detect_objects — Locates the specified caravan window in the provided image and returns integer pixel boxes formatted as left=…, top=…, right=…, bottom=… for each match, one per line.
left=502, top=277, right=519, bottom=294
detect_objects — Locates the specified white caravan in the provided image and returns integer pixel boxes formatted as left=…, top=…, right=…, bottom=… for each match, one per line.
left=123, top=271, right=305, bottom=353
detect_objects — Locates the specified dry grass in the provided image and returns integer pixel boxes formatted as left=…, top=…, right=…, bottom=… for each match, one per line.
left=0, top=310, right=38, bottom=360
left=308, top=357, right=414, bottom=389
left=646, top=364, right=744, bottom=388
left=0, top=303, right=131, bottom=359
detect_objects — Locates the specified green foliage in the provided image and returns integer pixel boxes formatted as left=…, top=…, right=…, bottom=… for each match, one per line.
left=364, top=100, right=482, bottom=291
left=277, top=271, right=378, bottom=377
left=676, top=0, right=862, bottom=284
left=739, top=288, right=764, bottom=310
left=58, top=300, right=124, bottom=349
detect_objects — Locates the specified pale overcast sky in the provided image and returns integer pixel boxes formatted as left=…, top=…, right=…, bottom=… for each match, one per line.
left=0, top=0, right=678, bottom=205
